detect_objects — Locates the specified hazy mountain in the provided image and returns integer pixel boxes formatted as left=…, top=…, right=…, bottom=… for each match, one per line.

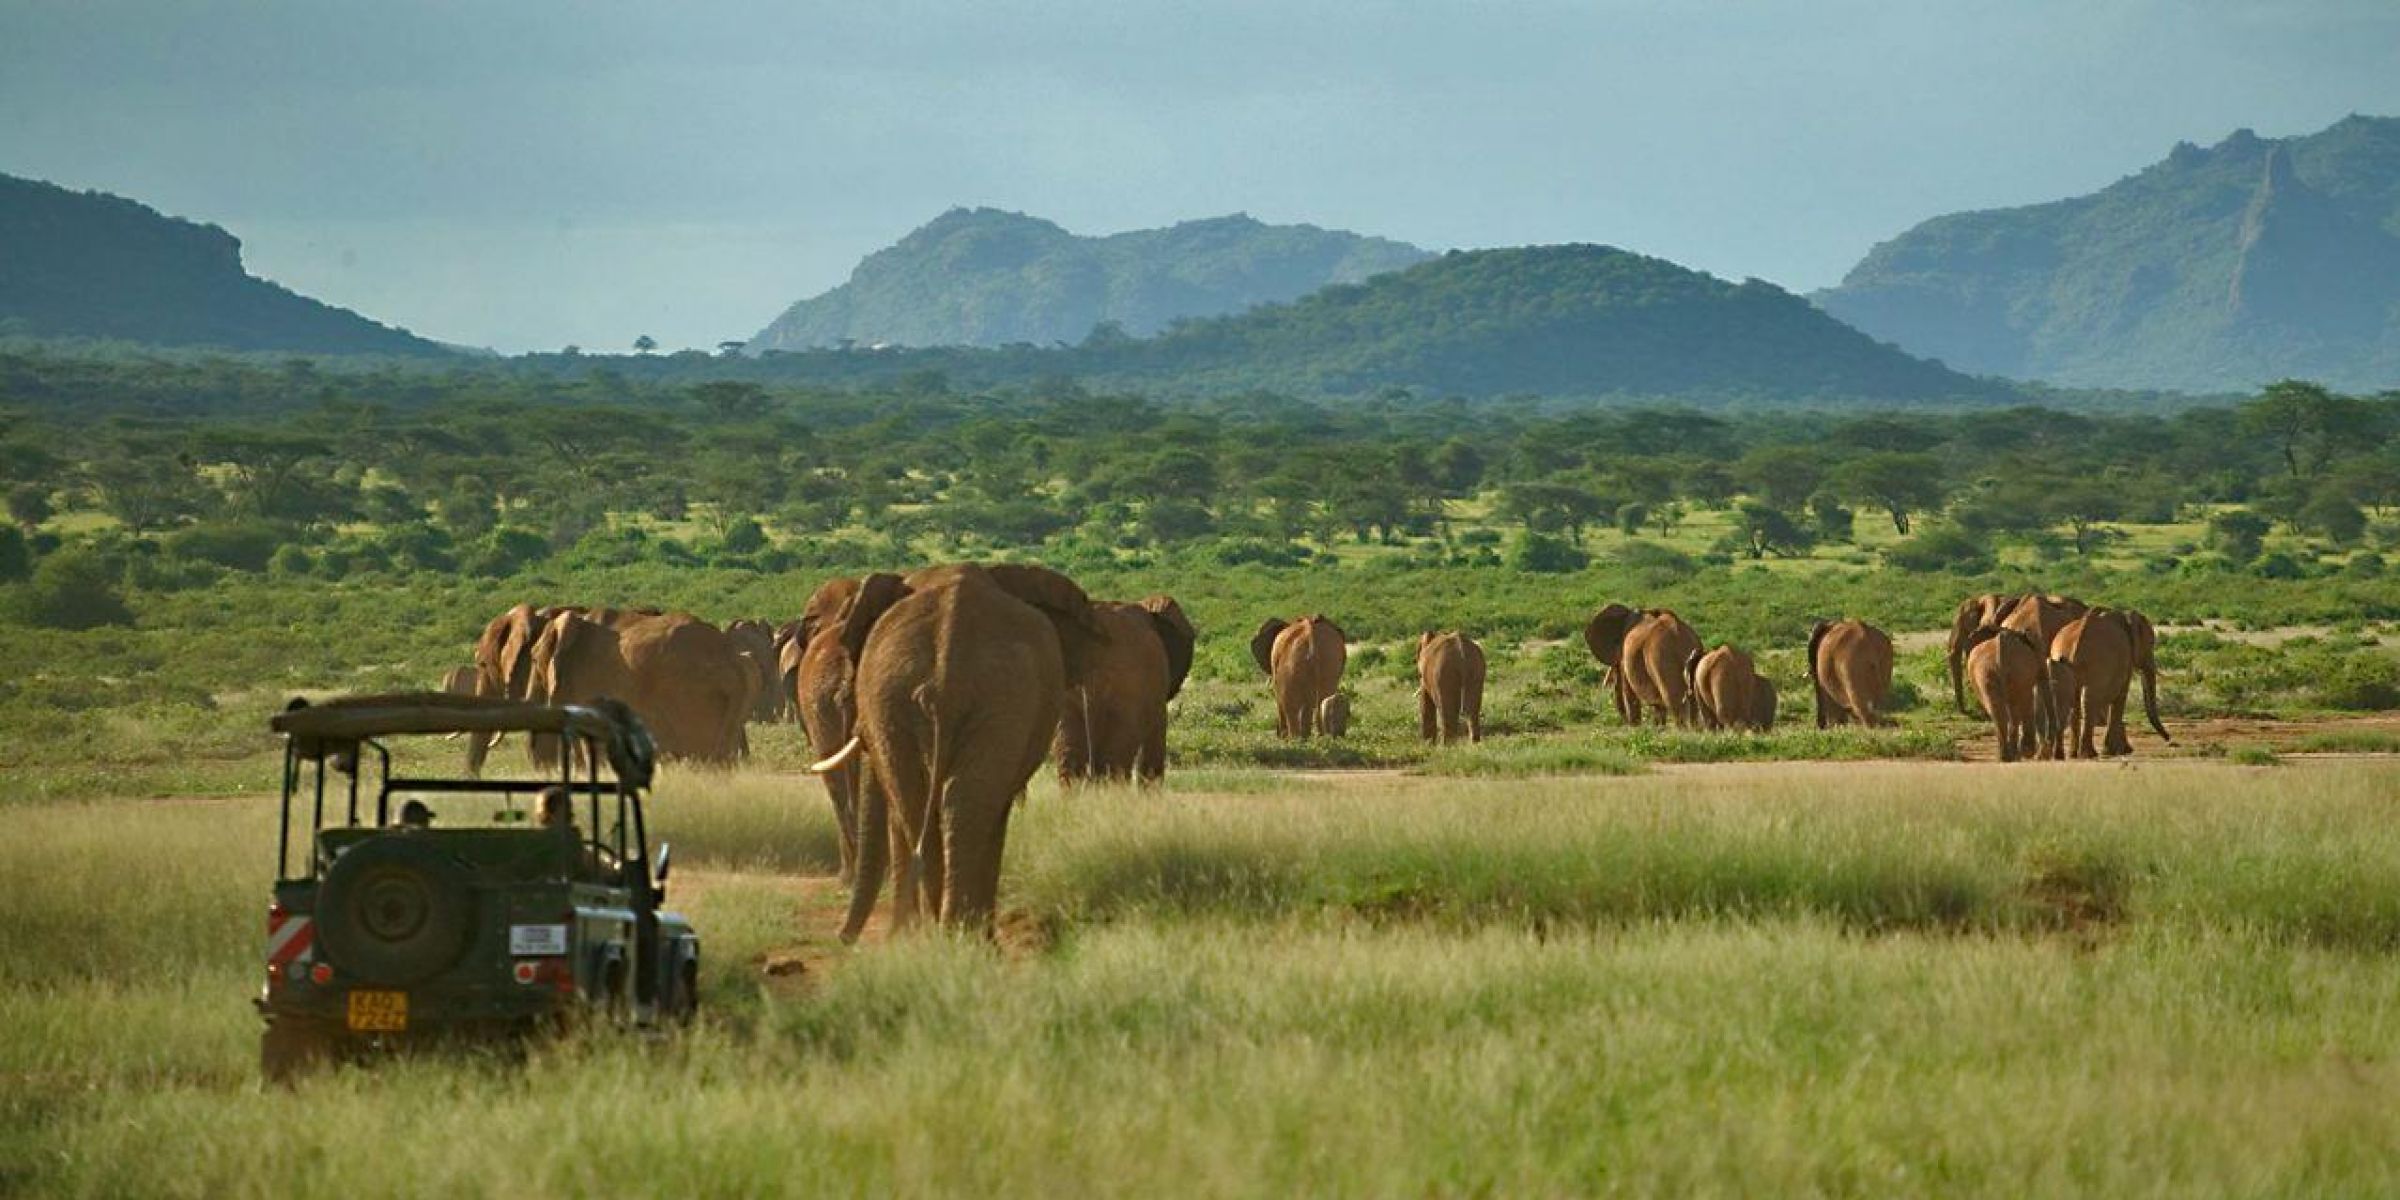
left=725, top=243, right=2008, bottom=406
left=1815, top=115, right=2400, bottom=392
left=0, top=172, right=443, bottom=356
left=746, top=208, right=1432, bottom=351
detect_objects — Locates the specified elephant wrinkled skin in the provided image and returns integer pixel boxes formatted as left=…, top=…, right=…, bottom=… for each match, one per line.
left=1416, top=631, right=1486, bottom=744
left=837, top=563, right=1106, bottom=942
left=1252, top=615, right=1348, bottom=739
left=1057, top=596, right=1196, bottom=786
left=2050, top=607, right=2171, bottom=758
left=527, top=610, right=755, bottom=765
left=1686, top=644, right=1774, bottom=732
left=1965, top=626, right=2057, bottom=763
left=1809, top=618, right=1895, bottom=728
left=1585, top=604, right=1701, bottom=727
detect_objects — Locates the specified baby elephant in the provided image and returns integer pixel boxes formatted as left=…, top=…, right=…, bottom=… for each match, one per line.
left=1317, top=692, right=1351, bottom=738
left=1686, top=644, right=1776, bottom=732
left=1416, top=631, right=1486, bottom=744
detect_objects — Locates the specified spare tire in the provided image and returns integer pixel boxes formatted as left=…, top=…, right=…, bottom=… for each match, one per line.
left=316, top=837, right=475, bottom=986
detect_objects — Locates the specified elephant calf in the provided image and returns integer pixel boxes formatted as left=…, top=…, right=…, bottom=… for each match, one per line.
left=1686, top=644, right=1774, bottom=733
left=1964, top=626, right=2056, bottom=763
left=1417, top=631, right=1486, bottom=744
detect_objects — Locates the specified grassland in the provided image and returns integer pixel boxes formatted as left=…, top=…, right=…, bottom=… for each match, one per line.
left=8, top=760, right=2400, bottom=1195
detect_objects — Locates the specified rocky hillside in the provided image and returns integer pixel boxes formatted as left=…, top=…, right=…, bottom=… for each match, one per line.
left=719, top=243, right=2010, bottom=407
left=1814, top=115, right=2400, bottom=392
left=0, top=173, right=442, bottom=356
left=746, top=208, right=1430, bottom=351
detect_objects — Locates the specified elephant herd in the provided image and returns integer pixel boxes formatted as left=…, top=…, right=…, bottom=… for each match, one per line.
left=1945, top=592, right=2172, bottom=762
left=446, top=571, right=2173, bottom=941
left=453, top=564, right=1183, bottom=941
left=1580, top=603, right=1897, bottom=733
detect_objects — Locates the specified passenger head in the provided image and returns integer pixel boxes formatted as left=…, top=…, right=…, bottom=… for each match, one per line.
left=397, top=799, right=433, bottom=828
left=536, top=786, right=575, bottom=830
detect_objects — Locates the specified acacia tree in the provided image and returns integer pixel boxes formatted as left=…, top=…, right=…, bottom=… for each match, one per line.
left=1832, top=453, right=1949, bottom=535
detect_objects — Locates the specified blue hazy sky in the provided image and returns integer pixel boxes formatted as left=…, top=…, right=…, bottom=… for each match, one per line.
left=5, top=0, right=2397, bottom=352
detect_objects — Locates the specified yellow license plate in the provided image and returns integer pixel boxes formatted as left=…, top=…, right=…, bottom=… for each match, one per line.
left=346, top=989, right=408, bottom=1032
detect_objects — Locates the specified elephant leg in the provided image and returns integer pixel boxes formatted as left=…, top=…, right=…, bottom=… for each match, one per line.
left=1997, top=709, right=2019, bottom=763
left=829, top=765, right=860, bottom=886
left=2103, top=696, right=2131, bottom=756
left=2073, top=692, right=2098, bottom=759
left=937, top=777, right=1012, bottom=936
left=1466, top=684, right=1483, bottom=744
left=1419, top=689, right=1438, bottom=743
left=1295, top=691, right=1316, bottom=740
left=1138, top=714, right=1168, bottom=785
left=1444, top=688, right=1466, bottom=744
left=465, top=729, right=492, bottom=777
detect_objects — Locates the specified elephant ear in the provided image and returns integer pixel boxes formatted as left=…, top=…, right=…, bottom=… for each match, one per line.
left=981, top=563, right=1107, bottom=686
left=837, top=572, right=912, bottom=664
left=1139, top=596, right=1197, bottom=700
left=799, top=576, right=863, bottom=648
left=1313, top=616, right=1349, bottom=646
left=2124, top=609, right=2158, bottom=664
left=1250, top=618, right=1288, bottom=675
left=1807, top=621, right=1833, bottom=686
left=1962, top=624, right=2004, bottom=653
left=532, top=612, right=598, bottom=704
left=1584, top=603, right=1634, bottom=666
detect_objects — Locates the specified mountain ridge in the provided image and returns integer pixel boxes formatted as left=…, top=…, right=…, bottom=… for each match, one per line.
left=746, top=207, right=1432, bottom=351
left=1813, top=115, right=2400, bottom=392
left=0, top=172, right=445, bottom=357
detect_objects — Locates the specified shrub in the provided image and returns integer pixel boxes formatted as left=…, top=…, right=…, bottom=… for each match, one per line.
left=2317, top=658, right=2400, bottom=712
left=268, top=544, right=312, bottom=577
left=1615, top=540, right=1696, bottom=584
left=163, top=521, right=287, bottom=572
left=2206, top=509, right=2269, bottom=564
left=719, top=516, right=768, bottom=555
left=1509, top=532, right=1588, bottom=574
left=0, top=526, right=28, bottom=583
left=8, top=549, right=134, bottom=629
left=2253, top=553, right=2304, bottom=580
left=1883, top=526, right=1994, bottom=574
left=461, top=528, right=551, bottom=578
left=2343, top=553, right=2386, bottom=580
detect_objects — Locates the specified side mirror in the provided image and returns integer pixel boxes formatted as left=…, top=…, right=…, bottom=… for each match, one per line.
left=653, top=842, right=672, bottom=886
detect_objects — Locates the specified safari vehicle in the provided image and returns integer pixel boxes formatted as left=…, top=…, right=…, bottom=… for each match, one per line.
left=258, top=692, right=699, bottom=1081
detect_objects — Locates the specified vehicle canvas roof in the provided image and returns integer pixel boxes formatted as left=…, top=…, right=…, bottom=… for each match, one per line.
left=270, top=692, right=656, bottom=787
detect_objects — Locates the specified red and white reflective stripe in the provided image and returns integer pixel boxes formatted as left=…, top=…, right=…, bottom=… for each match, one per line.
left=267, top=912, right=315, bottom=965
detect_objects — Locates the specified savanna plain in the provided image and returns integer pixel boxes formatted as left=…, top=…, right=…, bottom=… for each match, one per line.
left=8, top=368, right=2400, bottom=1195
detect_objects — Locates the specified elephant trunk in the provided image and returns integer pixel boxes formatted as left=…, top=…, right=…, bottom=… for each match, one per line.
left=838, top=759, right=886, bottom=945
left=1948, top=650, right=1969, bottom=716
left=2140, top=661, right=2172, bottom=744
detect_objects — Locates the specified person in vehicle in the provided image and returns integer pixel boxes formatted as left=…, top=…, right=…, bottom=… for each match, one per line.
left=537, top=786, right=618, bottom=879
left=396, top=799, right=434, bottom=828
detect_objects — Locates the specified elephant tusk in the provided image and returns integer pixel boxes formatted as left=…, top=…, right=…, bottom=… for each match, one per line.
left=806, top=736, right=863, bottom=774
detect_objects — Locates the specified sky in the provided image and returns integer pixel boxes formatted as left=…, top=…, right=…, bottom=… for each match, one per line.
left=5, top=0, right=2398, bottom=354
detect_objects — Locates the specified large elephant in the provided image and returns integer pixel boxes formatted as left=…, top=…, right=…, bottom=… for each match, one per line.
left=1964, top=626, right=2056, bottom=763
left=1808, top=618, right=1895, bottom=728
left=828, top=562, right=1107, bottom=941
left=724, top=618, right=786, bottom=723
left=1686, top=644, right=1774, bottom=732
left=1584, top=604, right=1701, bottom=727
left=1056, top=596, right=1196, bottom=786
left=527, top=610, right=756, bottom=764
left=793, top=573, right=910, bottom=885
left=1251, top=616, right=1348, bottom=739
left=1416, top=631, right=1486, bottom=744
left=2049, top=607, right=2171, bottom=758
left=1998, top=594, right=2088, bottom=755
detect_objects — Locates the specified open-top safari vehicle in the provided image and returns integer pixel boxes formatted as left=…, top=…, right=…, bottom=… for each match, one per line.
left=258, top=692, right=699, bottom=1082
